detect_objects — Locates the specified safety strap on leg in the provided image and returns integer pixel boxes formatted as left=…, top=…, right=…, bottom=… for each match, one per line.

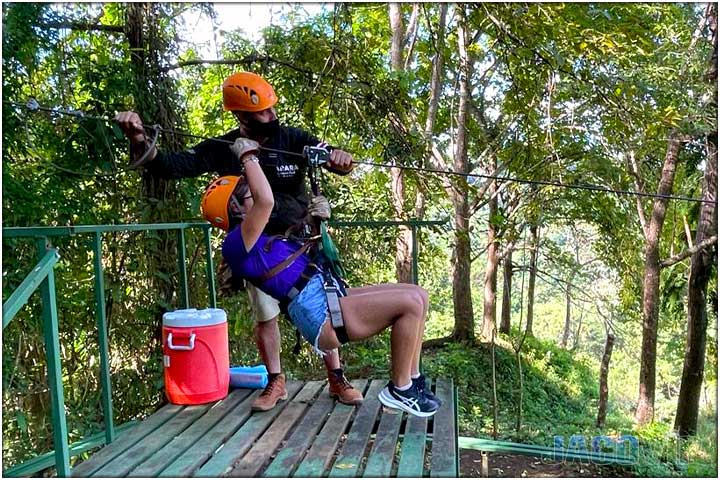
left=324, top=275, right=349, bottom=344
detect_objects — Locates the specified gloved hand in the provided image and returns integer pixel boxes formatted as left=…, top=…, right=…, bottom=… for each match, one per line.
left=230, top=137, right=260, bottom=160
left=217, top=259, right=246, bottom=297
left=308, top=195, right=331, bottom=220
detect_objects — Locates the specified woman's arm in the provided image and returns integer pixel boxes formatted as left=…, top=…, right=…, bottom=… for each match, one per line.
left=231, top=139, right=274, bottom=252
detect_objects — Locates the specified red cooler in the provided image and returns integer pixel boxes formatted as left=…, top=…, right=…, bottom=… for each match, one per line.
left=162, top=308, right=229, bottom=405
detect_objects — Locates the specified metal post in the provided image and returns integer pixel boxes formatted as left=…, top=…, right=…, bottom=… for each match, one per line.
left=92, top=232, right=115, bottom=444
left=176, top=229, right=189, bottom=308
left=455, top=384, right=460, bottom=476
left=203, top=227, right=217, bottom=308
left=36, top=238, right=71, bottom=477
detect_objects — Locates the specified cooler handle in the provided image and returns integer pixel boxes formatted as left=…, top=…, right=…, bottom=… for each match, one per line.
left=167, top=332, right=196, bottom=351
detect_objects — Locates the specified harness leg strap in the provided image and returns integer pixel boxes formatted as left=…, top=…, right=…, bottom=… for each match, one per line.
left=325, top=284, right=349, bottom=344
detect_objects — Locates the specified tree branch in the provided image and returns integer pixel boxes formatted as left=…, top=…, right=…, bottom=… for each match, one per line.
left=160, top=54, right=314, bottom=75
left=660, top=235, right=717, bottom=268
left=37, top=20, right=125, bottom=33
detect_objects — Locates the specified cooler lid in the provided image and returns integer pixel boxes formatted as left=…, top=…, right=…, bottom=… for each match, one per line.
left=162, top=308, right=227, bottom=327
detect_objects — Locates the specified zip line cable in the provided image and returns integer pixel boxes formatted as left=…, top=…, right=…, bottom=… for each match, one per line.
left=5, top=99, right=715, bottom=205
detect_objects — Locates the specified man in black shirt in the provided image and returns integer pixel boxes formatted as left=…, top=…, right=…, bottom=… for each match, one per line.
left=116, top=71, right=363, bottom=411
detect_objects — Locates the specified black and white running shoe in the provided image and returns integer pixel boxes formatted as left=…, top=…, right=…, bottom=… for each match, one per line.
left=378, top=380, right=440, bottom=417
left=413, top=374, right=443, bottom=407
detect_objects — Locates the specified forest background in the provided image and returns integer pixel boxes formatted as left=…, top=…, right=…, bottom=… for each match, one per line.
left=1, top=2, right=717, bottom=477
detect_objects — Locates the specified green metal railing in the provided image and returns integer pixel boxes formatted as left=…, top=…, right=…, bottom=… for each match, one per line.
left=2, top=218, right=446, bottom=477
left=2, top=222, right=215, bottom=477
left=458, top=436, right=639, bottom=466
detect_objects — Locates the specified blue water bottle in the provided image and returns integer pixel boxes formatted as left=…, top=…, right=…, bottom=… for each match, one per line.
left=229, top=364, right=268, bottom=389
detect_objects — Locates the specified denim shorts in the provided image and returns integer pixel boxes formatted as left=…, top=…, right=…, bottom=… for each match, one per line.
left=287, top=273, right=330, bottom=355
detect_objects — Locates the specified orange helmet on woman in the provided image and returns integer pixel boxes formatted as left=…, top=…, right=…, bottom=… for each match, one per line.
left=201, top=175, right=249, bottom=231
left=222, top=72, right=278, bottom=112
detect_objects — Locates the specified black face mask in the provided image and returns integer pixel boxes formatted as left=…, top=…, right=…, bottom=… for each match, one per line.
left=244, top=117, right=280, bottom=139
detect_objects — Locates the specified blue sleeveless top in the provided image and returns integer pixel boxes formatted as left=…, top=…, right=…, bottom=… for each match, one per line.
left=222, top=226, right=313, bottom=300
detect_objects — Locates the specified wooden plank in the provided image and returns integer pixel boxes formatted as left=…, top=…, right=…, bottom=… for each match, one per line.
left=70, top=403, right=183, bottom=477
left=293, top=380, right=368, bottom=477
left=226, top=381, right=327, bottom=477
left=292, top=380, right=324, bottom=403
left=328, top=379, right=385, bottom=478
left=195, top=381, right=307, bottom=477
left=430, top=378, right=457, bottom=477
left=362, top=404, right=404, bottom=477
left=261, top=384, right=335, bottom=477
left=397, top=378, right=432, bottom=477
left=127, top=389, right=252, bottom=477
left=157, top=387, right=268, bottom=477
left=91, top=404, right=211, bottom=477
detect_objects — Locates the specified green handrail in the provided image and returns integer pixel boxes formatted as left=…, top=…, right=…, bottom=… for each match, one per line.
left=457, top=436, right=638, bottom=465
left=2, top=421, right=138, bottom=478
left=2, top=222, right=216, bottom=477
left=3, top=248, right=60, bottom=328
left=2, top=240, right=70, bottom=476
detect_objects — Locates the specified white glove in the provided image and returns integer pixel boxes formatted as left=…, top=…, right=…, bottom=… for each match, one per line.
left=308, top=195, right=331, bottom=220
left=230, top=137, right=260, bottom=160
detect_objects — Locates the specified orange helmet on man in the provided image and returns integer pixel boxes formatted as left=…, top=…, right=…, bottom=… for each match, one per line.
left=222, top=72, right=277, bottom=112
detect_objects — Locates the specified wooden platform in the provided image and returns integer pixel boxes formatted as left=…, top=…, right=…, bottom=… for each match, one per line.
left=70, top=378, right=457, bottom=477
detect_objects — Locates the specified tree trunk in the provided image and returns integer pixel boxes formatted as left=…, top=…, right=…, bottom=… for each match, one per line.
left=416, top=4, right=447, bottom=223
left=389, top=3, right=404, bottom=70
left=675, top=8, right=718, bottom=434
left=572, top=311, right=584, bottom=351
left=491, top=329, right=499, bottom=439
left=452, top=197, right=474, bottom=340
left=388, top=3, right=413, bottom=283
left=481, top=174, right=499, bottom=341
left=126, top=3, right=186, bottom=318
left=597, top=332, right=616, bottom=428
left=525, top=224, right=539, bottom=337
left=561, top=272, right=575, bottom=348
left=500, top=251, right=513, bottom=334
left=450, top=4, right=475, bottom=341
left=424, top=4, right=447, bottom=144
left=634, top=132, right=684, bottom=425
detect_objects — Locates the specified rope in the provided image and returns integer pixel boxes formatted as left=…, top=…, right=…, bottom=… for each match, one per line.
left=5, top=99, right=715, bottom=205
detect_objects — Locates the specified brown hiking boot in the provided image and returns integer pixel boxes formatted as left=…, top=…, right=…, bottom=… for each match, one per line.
left=251, top=373, right=288, bottom=412
left=328, top=371, right=363, bottom=405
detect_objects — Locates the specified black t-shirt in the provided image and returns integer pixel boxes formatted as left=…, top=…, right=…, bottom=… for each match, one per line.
left=145, top=125, right=328, bottom=235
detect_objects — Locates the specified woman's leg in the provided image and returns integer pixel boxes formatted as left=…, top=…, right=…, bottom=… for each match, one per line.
left=347, top=284, right=429, bottom=377
left=318, top=284, right=426, bottom=387
left=410, top=287, right=428, bottom=376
